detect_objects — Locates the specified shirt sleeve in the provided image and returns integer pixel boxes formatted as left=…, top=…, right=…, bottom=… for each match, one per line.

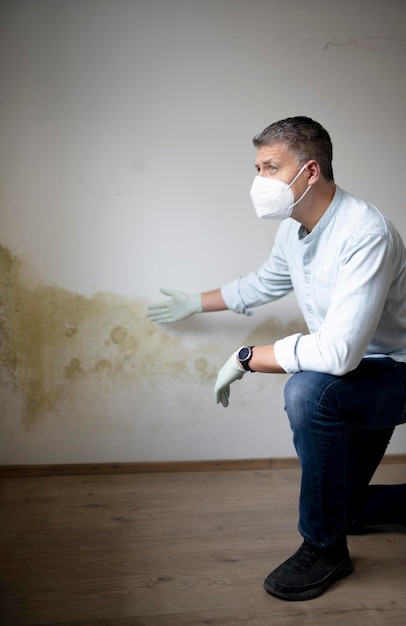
left=275, top=233, right=394, bottom=375
left=221, top=224, right=294, bottom=314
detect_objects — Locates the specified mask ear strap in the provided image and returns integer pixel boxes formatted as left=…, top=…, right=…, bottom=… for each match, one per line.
left=287, top=163, right=308, bottom=190
left=292, top=183, right=311, bottom=208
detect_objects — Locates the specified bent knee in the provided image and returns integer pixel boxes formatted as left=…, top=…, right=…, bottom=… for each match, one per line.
left=284, top=370, right=338, bottom=418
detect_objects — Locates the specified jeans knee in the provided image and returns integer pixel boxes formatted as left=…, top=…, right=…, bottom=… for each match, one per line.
left=284, top=370, right=337, bottom=430
left=284, top=373, right=305, bottom=416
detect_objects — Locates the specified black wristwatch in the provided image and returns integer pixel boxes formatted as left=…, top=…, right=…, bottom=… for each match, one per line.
left=238, top=346, right=255, bottom=372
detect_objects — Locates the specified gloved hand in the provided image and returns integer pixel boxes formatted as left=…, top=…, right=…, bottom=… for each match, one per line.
left=214, top=350, right=246, bottom=408
left=147, top=288, right=202, bottom=323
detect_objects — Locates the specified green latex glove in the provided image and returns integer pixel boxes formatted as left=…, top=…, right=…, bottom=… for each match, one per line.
left=214, top=350, right=246, bottom=407
left=147, top=288, right=203, bottom=323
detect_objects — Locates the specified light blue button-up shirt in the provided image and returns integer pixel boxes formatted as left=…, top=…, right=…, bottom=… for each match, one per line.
left=221, top=186, right=406, bottom=375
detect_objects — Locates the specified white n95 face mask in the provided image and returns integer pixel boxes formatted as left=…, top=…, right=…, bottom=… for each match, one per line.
left=250, top=163, right=311, bottom=220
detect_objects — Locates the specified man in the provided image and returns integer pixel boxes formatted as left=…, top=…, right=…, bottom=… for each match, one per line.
left=147, top=116, right=406, bottom=601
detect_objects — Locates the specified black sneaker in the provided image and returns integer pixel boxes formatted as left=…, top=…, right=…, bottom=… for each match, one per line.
left=263, top=540, right=354, bottom=601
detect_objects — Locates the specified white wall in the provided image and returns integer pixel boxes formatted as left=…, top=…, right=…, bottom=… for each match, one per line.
left=1, top=0, right=405, bottom=464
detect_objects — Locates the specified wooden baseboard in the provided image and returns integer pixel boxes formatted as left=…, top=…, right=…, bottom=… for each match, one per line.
left=0, top=454, right=405, bottom=478
left=0, top=458, right=299, bottom=477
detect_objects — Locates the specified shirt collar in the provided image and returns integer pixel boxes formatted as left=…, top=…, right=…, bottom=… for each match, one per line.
left=297, top=186, right=342, bottom=242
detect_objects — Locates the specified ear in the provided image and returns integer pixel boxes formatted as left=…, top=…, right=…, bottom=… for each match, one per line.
left=305, top=159, right=320, bottom=185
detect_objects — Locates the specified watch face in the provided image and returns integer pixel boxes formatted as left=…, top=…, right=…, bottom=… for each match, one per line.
left=239, top=347, right=251, bottom=361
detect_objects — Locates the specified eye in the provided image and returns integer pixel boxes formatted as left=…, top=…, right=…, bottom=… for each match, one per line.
left=269, top=164, right=277, bottom=173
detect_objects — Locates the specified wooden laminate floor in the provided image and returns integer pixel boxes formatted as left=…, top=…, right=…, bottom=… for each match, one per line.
left=0, top=463, right=405, bottom=626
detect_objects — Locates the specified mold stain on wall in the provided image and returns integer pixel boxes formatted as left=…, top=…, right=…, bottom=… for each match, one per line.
left=0, top=245, right=220, bottom=430
left=245, top=316, right=308, bottom=347
left=0, top=244, right=308, bottom=431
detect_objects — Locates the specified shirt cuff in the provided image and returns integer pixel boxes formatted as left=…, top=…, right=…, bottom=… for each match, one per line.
left=220, top=279, right=249, bottom=314
left=274, top=333, right=303, bottom=373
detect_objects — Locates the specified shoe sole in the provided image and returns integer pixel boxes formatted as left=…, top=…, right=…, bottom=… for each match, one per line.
left=263, top=557, right=354, bottom=601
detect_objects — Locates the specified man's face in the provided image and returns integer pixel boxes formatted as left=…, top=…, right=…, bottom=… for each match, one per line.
left=254, top=142, right=310, bottom=209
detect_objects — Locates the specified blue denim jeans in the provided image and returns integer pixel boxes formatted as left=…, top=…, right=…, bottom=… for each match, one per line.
left=284, top=358, right=406, bottom=548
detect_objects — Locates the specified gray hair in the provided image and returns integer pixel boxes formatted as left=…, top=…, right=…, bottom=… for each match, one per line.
left=253, top=116, right=334, bottom=182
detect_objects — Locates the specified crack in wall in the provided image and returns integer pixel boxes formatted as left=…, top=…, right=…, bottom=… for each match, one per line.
left=324, top=36, right=405, bottom=52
